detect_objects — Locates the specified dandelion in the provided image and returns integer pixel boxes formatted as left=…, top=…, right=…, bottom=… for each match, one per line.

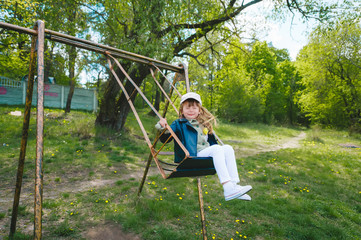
left=179, top=197, right=182, bottom=200
left=114, top=171, right=117, bottom=174
left=105, top=200, right=109, bottom=203
left=70, top=212, right=74, bottom=216
left=205, top=191, right=208, bottom=194
left=114, top=209, right=118, bottom=212
left=70, top=202, right=73, bottom=205
left=163, top=187, right=167, bottom=190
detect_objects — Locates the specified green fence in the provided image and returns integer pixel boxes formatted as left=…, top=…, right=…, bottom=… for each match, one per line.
left=0, top=76, right=97, bottom=111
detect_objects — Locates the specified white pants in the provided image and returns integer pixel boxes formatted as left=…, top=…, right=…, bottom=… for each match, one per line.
left=197, top=144, right=240, bottom=184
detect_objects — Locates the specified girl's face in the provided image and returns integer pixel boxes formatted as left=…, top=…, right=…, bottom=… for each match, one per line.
left=181, top=101, right=200, bottom=119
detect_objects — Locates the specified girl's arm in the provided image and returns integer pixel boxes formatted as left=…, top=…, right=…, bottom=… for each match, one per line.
left=158, top=118, right=167, bottom=128
left=155, top=118, right=174, bottom=143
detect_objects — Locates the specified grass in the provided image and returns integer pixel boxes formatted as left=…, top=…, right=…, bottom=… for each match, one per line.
left=1, top=105, right=361, bottom=239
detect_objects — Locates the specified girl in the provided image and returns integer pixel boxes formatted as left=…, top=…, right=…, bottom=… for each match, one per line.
left=155, top=92, right=252, bottom=201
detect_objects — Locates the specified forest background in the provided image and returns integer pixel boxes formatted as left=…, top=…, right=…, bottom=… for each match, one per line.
left=1, top=0, right=361, bottom=132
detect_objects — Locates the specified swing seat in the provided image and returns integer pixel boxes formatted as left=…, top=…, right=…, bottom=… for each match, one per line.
left=166, top=156, right=216, bottom=179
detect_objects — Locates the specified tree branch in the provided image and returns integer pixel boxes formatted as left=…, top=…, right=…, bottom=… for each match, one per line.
left=175, top=52, right=206, bottom=67
left=171, top=0, right=262, bottom=54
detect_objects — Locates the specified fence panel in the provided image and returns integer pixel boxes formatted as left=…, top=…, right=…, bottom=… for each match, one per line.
left=0, top=77, right=97, bottom=111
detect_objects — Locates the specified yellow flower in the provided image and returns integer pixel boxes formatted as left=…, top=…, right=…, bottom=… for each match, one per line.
left=179, top=197, right=182, bottom=200
left=203, top=128, right=209, bottom=135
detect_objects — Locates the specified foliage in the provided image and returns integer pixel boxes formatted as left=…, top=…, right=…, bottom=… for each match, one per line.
left=0, top=0, right=37, bottom=79
left=189, top=38, right=304, bottom=126
left=296, top=20, right=361, bottom=130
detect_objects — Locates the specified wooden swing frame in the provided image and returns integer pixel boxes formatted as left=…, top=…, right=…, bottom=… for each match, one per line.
left=1, top=20, right=214, bottom=240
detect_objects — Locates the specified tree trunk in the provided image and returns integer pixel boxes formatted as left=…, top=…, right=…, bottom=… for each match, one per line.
left=65, top=8, right=77, bottom=113
left=65, top=44, right=77, bottom=113
left=96, top=63, right=149, bottom=131
left=147, top=75, right=166, bottom=116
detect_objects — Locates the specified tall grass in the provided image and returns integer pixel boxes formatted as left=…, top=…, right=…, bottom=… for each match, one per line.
left=1, top=105, right=361, bottom=239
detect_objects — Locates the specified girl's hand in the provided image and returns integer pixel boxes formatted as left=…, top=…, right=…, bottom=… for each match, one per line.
left=159, top=118, right=167, bottom=128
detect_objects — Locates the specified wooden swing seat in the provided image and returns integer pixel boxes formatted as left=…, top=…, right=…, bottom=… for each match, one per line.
left=164, top=156, right=216, bottom=179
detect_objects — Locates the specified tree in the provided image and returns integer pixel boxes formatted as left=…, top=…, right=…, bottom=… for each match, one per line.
left=296, top=20, right=361, bottom=129
left=0, top=1, right=37, bottom=79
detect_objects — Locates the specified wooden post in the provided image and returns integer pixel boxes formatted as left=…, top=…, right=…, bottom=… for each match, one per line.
left=197, top=177, right=207, bottom=240
left=9, top=21, right=38, bottom=240
left=34, top=20, right=45, bottom=240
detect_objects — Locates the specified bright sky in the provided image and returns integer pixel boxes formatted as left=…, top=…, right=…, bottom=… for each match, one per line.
left=262, top=17, right=315, bottom=60
left=246, top=1, right=318, bottom=60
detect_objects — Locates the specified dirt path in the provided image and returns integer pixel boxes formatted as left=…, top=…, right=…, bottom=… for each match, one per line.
left=0, top=132, right=306, bottom=240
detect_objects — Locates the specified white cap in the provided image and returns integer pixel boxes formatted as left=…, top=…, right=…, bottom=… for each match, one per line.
left=180, top=92, right=202, bottom=105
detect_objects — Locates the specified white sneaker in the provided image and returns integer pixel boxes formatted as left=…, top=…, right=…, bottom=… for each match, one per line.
left=238, top=194, right=251, bottom=201
left=224, top=183, right=252, bottom=201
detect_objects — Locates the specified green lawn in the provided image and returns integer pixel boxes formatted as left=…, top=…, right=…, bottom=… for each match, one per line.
left=1, top=105, right=360, bottom=239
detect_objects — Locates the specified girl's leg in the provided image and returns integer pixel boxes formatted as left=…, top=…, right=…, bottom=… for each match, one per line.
left=197, top=145, right=231, bottom=184
left=222, top=145, right=240, bottom=184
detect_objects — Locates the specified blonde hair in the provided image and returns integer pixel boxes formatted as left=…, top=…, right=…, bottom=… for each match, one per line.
left=179, top=99, right=217, bottom=134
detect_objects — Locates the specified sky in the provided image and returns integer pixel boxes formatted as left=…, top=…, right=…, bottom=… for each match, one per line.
left=243, top=1, right=318, bottom=61
left=262, top=17, right=315, bottom=60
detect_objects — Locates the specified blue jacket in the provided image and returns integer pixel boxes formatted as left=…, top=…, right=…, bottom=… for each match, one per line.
left=159, top=118, right=218, bottom=163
